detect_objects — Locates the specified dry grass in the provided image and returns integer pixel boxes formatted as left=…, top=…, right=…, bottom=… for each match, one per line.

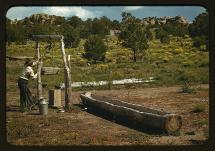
left=6, top=85, right=209, bottom=146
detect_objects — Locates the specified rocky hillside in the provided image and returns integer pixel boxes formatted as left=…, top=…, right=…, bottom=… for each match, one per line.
left=8, top=13, right=65, bottom=25
left=8, top=13, right=189, bottom=25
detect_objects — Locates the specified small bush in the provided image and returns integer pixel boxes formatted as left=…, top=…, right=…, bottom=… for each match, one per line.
left=172, top=48, right=184, bottom=54
left=192, top=104, right=205, bottom=113
left=193, top=120, right=208, bottom=126
left=105, top=48, right=132, bottom=63
left=199, top=57, right=209, bottom=67
left=95, top=64, right=109, bottom=71
left=180, top=82, right=196, bottom=93
left=77, top=59, right=87, bottom=66
left=192, top=36, right=206, bottom=49
left=107, top=80, right=113, bottom=90
left=160, top=36, right=170, bottom=44
left=182, top=61, right=194, bottom=67
left=162, top=56, right=170, bottom=63
left=112, top=71, right=124, bottom=79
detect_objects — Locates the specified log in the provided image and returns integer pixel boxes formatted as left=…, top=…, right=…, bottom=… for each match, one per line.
left=80, top=93, right=182, bottom=134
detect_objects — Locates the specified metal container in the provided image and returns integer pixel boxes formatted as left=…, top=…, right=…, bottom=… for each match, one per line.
left=39, top=98, right=48, bottom=115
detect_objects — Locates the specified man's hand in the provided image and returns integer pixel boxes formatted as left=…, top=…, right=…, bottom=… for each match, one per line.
left=33, top=60, right=39, bottom=66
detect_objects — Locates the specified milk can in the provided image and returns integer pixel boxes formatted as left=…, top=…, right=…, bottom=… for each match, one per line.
left=39, top=98, right=48, bottom=115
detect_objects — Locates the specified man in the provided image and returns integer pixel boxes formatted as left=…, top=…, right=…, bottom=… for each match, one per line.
left=18, top=59, right=38, bottom=113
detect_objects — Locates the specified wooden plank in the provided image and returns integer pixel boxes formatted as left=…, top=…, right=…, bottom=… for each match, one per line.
left=41, top=67, right=62, bottom=75
left=80, top=93, right=182, bottom=134
left=49, top=89, right=61, bottom=107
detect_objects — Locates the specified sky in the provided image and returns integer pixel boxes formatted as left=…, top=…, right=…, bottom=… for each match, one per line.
left=6, top=6, right=206, bottom=22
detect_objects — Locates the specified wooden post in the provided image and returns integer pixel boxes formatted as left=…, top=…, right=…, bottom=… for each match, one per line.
left=36, top=41, right=43, bottom=100
left=68, top=55, right=72, bottom=72
left=60, top=36, right=73, bottom=108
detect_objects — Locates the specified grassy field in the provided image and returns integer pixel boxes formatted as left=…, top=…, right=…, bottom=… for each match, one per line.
left=6, top=35, right=209, bottom=145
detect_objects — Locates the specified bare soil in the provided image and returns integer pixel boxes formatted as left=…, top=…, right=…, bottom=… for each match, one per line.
left=6, top=84, right=209, bottom=146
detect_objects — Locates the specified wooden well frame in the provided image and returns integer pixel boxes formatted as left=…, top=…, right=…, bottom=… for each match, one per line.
left=32, top=35, right=72, bottom=108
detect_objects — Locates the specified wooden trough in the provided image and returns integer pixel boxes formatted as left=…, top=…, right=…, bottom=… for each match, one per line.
left=80, top=93, right=182, bottom=134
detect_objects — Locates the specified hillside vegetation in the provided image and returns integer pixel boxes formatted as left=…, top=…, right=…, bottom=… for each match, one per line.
left=6, top=11, right=209, bottom=90
left=6, top=34, right=208, bottom=91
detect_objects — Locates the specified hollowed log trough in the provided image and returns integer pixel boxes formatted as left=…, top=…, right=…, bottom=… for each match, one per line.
left=80, top=93, right=182, bottom=134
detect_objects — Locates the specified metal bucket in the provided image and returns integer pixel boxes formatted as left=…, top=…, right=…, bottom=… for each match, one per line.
left=39, top=98, right=48, bottom=115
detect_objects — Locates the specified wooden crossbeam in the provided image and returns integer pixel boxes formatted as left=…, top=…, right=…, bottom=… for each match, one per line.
left=32, top=35, right=63, bottom=40
left=6, top=55, right=33, bottom=61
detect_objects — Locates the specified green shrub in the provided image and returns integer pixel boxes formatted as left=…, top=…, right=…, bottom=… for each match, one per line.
left=192, top=104, right=205, bottom=113
left=84, top=35, right=107, bottom=63
left=105, top=48, right=132, bottom=63
left=112, top=71, right=124, bottom=79
left=161, top=56, right=170, bottom=63
left=182, top=61, right=195, bottom=67
left=172, top=48, right=184, bottom=54
left=95, top=64, right=109, bottom=71
left=178, top=70, right=199, bottom=84
left=180, top=82, right=196, bottom=93
left=193, top=36, right=207, bottom=49
left=77, top=59, right=87, bottom=66
left=199, top=56, right=209, bottom=67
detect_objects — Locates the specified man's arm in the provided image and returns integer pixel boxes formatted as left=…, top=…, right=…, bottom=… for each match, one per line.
left=27, top=67, right=38, bottom=79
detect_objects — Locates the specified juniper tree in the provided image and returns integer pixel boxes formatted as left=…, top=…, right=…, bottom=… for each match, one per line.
left=84, top=35, right=107, bottom=63
left=119, top=12, right=149, bottom=62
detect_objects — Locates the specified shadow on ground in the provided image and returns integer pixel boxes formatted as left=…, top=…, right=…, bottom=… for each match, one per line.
left=189, top=139, right=207, bottom=145
left=75, top=104, right=168, bottom=136
left=6, top=105, right=21, bottom=112
left=7, top=104, right=173, bottom=136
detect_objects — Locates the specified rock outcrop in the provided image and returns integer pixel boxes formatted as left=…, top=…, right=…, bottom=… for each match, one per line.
left=141, top=16, right=189, bottom=26
left=10, top=13, right=65, bottom=25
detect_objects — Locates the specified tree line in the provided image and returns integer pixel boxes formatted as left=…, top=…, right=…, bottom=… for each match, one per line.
left=6, top=11, right=209, bottom=63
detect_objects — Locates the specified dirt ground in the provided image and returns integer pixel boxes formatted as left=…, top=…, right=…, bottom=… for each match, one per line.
left=6, top=84, right=209, bottom=146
